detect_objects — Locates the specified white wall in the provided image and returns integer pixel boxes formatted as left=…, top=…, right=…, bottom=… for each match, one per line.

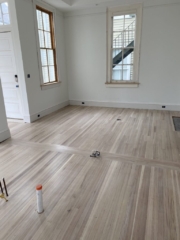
left=14, top=0, right=69, bottom=122
left=0, top=80, right=10, bottom=142
left=65, top=2, right=180, bottom=110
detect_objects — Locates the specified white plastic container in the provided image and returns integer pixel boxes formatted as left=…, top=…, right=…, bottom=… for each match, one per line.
left=36, top=184, right=44, bottom=214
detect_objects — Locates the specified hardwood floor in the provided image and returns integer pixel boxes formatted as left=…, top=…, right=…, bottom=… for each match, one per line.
left=1, top=106, right=180, bottom=240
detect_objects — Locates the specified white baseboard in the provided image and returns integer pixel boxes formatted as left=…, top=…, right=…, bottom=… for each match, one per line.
left=24, top=100, right=70, bottom=123
left=69, top=100, right=180, bottom=111
left=0, top=129, right=11, bottom=143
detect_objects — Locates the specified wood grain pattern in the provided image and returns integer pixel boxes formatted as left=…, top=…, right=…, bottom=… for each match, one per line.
left=1, top=106, right=180, bottom=240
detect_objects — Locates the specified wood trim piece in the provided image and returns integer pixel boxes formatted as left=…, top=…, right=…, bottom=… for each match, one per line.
left=41, top=81, right=61, bottom=90
left=105, top=82, right=139, bottom=88
left=105, top=82, right=140, bottom=85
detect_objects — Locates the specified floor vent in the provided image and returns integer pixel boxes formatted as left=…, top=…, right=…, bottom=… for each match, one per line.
left=172, top=117, right=180, bottom=131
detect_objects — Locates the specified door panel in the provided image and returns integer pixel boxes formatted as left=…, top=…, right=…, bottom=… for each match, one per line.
left=0, top=32, right=22, bottom=119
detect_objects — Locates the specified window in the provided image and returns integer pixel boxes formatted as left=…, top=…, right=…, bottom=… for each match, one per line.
left=36, top=6, right=58, bottom=84
left=0, top=2, right=10, bottom=25
left=107, top=4, right=142, bottom=86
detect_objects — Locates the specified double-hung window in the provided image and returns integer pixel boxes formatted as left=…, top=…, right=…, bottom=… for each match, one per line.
left=107, top=4, right=142, bottom=86
left=36, top=6, right=58, bottom=85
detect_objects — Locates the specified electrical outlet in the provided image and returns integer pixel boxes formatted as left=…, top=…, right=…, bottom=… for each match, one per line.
left=162, top=106, right=166, bottom=109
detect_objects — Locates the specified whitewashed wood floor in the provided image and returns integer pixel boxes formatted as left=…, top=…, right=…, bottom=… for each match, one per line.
left=1, top=106, right=180, bottom=240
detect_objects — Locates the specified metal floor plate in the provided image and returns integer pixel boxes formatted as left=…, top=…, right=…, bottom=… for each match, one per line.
left=172, top=117, right=180, bottom=131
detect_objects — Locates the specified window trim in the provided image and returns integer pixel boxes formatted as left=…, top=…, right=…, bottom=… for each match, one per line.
left=106, top=4, right=142, bottom=87
left=36, top=5, right=58, bottom=85
left=33, top=1, right=61, bottom=89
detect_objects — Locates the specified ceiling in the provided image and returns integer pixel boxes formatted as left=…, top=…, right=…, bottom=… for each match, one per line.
left=42, top=0, right=179, bottom=11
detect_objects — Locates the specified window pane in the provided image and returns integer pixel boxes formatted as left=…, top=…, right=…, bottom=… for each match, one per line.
left=124, top=15, right=136, bottom=47
left=49, top=66, right=55, bottom=82
left=124, top=31, right=135, bottom=47
left=112, top=65, right=123, bottom=81
left=3, top=14, right=10, bottom=25
left=0, top=10, right=3, bottom=25
left=47, top=50, right=54, bottom=65
left=122, top=49, right=134, bottom=65
left=124, top=14, right=136, bottom=29
left=42, top=67, right=49, bottom=83
left=38, top=30, right=45, bottom=48
left=113, top=16, right=124, bottom=32
left=112, top=49, right=123, bottom=65
left=40, top=49, right=47, bottom=66
left=36, top=10, right=43, bottom=30
left=42, top=12, right=50, bottom=31
left=113, top=32, right=123, bottom=48
left=44, top=32, right=51, bottom=48
left=112, top=49, right=122, bottom=58
left=123, top=65, right=133, bottom=81
left=125, top=50, right=134, bottom=65
left=1, top=2, right=9, bottom=14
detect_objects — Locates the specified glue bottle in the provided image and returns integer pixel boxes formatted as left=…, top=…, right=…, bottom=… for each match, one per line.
left=36, top=184, right=44, bottom=214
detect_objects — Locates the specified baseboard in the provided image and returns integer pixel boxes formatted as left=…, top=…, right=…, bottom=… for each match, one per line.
left=24, top=100, right=70, bottom=123
left=69, top=100, right=180, bottom=111
left=0, top=129, right=11, bottom=143
left=22, top=99, right=180, bottom=123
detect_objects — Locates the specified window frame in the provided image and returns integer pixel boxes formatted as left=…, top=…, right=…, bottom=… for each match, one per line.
left=33, top=1, right=61, bottom=89
left=106, top=4, right=142, bottom=87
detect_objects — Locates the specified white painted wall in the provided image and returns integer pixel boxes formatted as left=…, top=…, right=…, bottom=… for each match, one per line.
left=14, top=0, right=69, bottom=122
left=65, top=2, right=180, bottom=110
left=0, top=80, right=10, bottom=142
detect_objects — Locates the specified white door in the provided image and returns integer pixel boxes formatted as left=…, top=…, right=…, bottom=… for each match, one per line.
left=0, top=32, right=22, bottom=119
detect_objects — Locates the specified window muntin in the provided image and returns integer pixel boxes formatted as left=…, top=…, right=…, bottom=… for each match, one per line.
left=36, top=6, right=57, bottom=84
left=0, top=2, right=10, bottom=25
left=112, top=14, right=136, bottom=82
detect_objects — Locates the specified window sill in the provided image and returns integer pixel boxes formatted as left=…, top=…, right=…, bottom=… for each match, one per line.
left=105, top=82, right=140, bottom=88
left=41, top=81, right=61, bottom=90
